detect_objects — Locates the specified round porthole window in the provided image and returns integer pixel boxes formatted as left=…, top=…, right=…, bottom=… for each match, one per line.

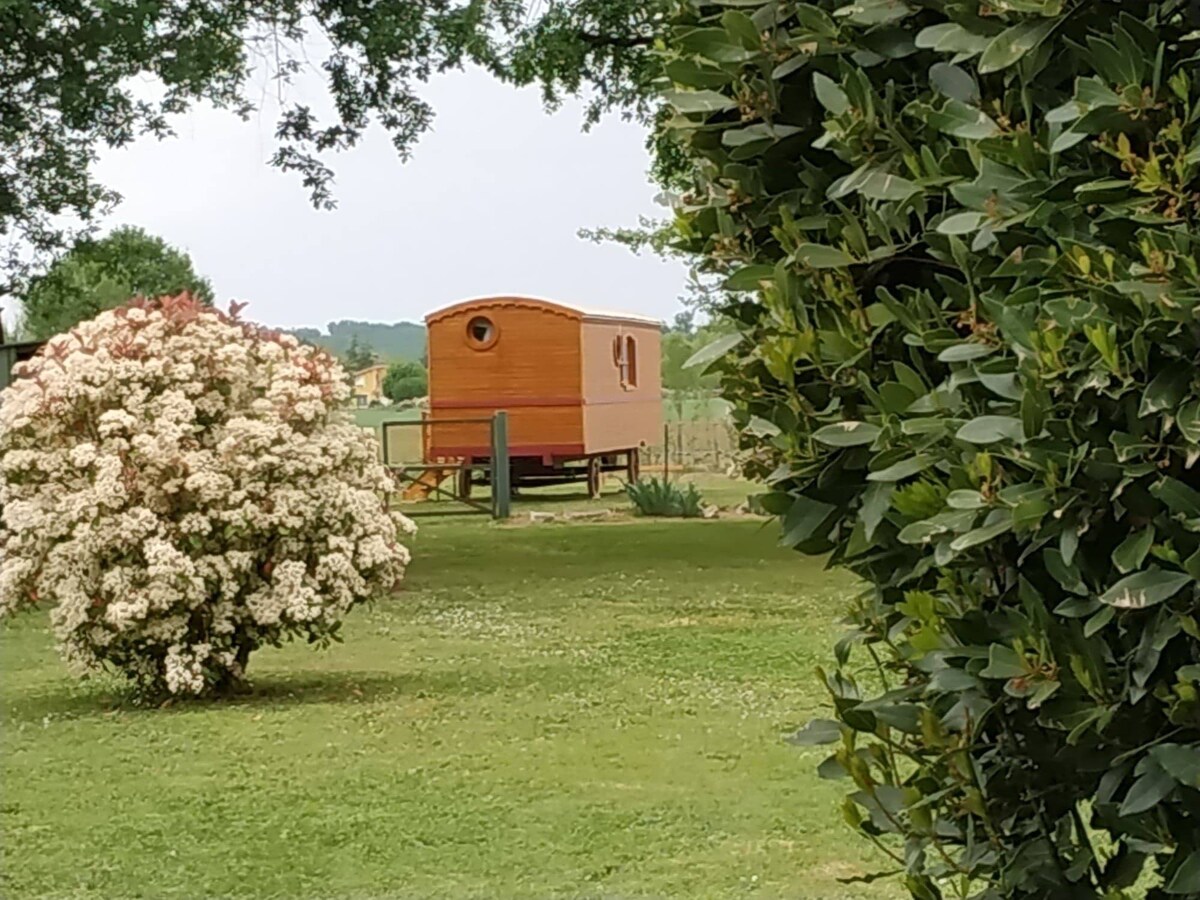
left=466, top=316, right=498, bottom=349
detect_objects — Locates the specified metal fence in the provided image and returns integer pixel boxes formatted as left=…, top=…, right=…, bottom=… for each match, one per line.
left=642, top=420, right=738, bottom=475
left=381, top=412, right=511, bottom=519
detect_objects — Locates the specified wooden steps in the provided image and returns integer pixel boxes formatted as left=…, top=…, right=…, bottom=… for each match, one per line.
left=401, top=467, right=457, bottom=501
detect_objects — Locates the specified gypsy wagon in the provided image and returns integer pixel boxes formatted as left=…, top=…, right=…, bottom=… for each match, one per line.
left=411, top=295, right=662, bottom=499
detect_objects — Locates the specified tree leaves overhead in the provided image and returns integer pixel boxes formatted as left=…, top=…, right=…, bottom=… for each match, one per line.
left=655, top=0, right=1200, bottom=894
left=5, top=0, right=673, bottom=295
left=0, top=0, right=533, bottom=294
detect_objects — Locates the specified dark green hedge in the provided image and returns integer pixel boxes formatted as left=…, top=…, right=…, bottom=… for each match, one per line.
left=661, top=1, right=1200, bottom=896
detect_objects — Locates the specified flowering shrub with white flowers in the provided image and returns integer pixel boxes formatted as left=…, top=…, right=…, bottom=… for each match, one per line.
left=0, top=293, right=414, bottom=695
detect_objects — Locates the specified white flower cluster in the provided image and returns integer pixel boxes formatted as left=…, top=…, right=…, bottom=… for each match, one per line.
left=0, top=294, right=415, bottom=694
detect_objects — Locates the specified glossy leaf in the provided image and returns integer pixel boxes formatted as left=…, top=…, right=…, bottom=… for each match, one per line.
left=1119, top=766, right=1176, bottom=816
left=813, top=73, right=850, bottom=115
left=978, top=20, right=1055, bottom=73
left=955, top=416, right=1023, bottom=445
left=1165, top=851, right=1200, bottom=896
left=1100, top=568, right=1194, bottom=610
left=1149, top=744, right=1200, bottom=788
left=946, top=490, right=986, bottom=510
left=859, top=482, right=893, bottom=540
left=795, top=243, right=856, bottom=268
left=724, top=265, right=775, bottom=292
left=938, top=212, right=988, bottom=235
left=937, top=341, right=993, bottom=361
left=867, top=455, right=935, bottom=483
left=813, top=421, right=882, bottom=447
left=854, top=169, right=921, bottom=202
left=1113, top=527, right=1154, bottom=575
left=981, top=644, right=1027, bottom=679
left=781, top=495, right=837, bottom=547
left=950, top=519, right=1012, bottom=551
left=721, top=10, right=762, bottom=49
left=664, top=89, right=737, bottom=114
left=787, top=719, right=842, bottom=745
left=924, top=99, right=1002, bottom=139
left=683, top=333, right=744, bottom=370
left=915, top=22, right=990, bottom=57
left=836, top=0, right=914, bottom=26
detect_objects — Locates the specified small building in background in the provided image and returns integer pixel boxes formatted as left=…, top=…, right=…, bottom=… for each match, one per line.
left=0, top=319, right=44, bottom=392
left=352, top=364, right=388, bottom=407
left=412, top=295, right=663, bottom=497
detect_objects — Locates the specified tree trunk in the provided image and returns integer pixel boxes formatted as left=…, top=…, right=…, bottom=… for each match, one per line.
left=214, top=641, right=255, bottom=696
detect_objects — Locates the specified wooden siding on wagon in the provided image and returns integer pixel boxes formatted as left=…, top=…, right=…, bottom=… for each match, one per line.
left=425, top=296, right=662, bottom=461
left=426, top=299, right=585, bottom=458
left=580, top=319, right=662, bottom=456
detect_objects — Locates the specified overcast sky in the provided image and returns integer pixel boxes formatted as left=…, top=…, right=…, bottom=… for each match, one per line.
left=90, top=65, right=691, bottom=332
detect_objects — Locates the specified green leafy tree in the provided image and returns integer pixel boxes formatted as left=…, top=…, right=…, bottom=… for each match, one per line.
left=658, top=1, right=1200, bottom=896
left=342, top=336, right=377, bottom=373
left=290, top=320, right=427, bottom=362
left=504, top=1, right=662, bottom=130
left=662, top=330, right=709, bottom=420
left=661, top=317, right=736, bottom=421
left=382, top=360, right=428, bottom=404
left=21, top=226, right=213, bottom=340
left=671, top=311, right=696, bottom=335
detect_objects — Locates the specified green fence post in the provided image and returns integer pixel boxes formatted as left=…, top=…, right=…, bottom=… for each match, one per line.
left=491, top=411, right=510, bottom=520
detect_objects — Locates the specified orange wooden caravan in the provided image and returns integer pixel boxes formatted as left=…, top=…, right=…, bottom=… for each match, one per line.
left=424, top=295, right=662, bottom=497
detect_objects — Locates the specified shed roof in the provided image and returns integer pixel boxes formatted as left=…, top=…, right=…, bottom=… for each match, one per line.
left=425, top=295, right=661, bottom=328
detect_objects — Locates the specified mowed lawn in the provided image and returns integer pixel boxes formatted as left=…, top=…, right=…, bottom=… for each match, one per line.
left=1, top=517, right=899, bottom=900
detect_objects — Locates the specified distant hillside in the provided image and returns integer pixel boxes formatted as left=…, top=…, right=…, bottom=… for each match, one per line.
left=290, top=319, right=426, bottom=362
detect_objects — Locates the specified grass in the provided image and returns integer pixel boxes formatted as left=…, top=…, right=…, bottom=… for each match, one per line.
left=1, top=518, right=900, bottom=900
left=396, top=472, right=757, bottom=519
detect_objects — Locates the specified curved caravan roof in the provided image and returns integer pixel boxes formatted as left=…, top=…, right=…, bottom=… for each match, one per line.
left=425, top=295, right=662, bottom=328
